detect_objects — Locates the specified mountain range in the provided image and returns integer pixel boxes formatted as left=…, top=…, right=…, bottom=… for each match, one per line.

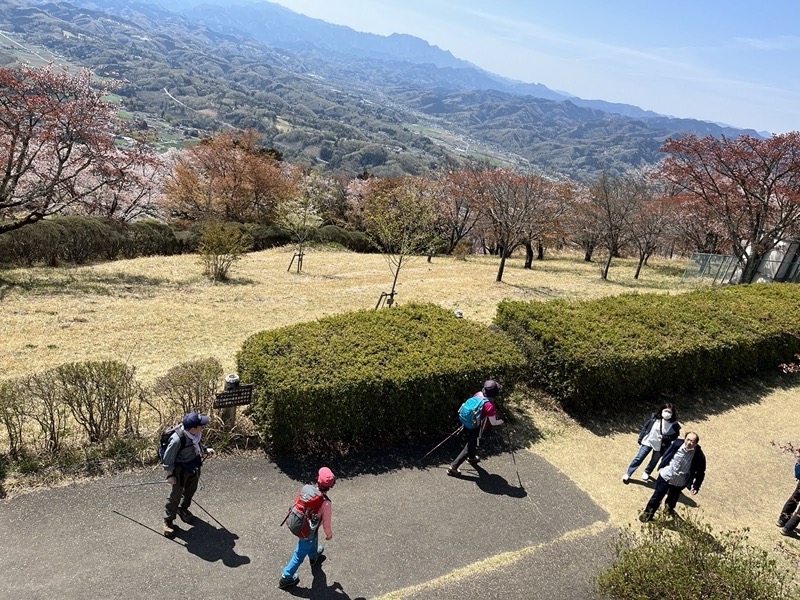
left=0, top=0, right=766, bottom=181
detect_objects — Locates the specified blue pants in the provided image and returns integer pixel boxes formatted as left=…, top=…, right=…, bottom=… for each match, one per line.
left=643, top=475, right=684, bottom=519
left=626, top=445, right=660, bottom=477
left=282, top=535, right=322, bottom=579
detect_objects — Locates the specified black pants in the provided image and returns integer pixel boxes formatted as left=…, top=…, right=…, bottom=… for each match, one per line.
left=451, top=426, right=480, bottom=469
left=164, top=464, right=200, bottom=521
left=642, top=475, right=683, bottom=519
left=779, top=480, right=800, bottom=530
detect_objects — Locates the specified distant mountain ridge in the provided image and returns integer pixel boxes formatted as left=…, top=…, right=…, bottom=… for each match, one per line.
left=0, top=0, right=766, bottom=181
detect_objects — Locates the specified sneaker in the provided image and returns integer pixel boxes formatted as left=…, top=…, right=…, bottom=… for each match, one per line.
left=777, top=519, right=787, bottom=528
left=177, top=508, right=195, bottom=524
left=310, top=554, right=326, bottom=567
left=641, top=472, right=651, bottom=482
left=447, top=467, right=461, bottom=477
left=278, top=575, right=299, bottom=589
left=621, top=474, right=630, bottom=484
left=163, top=519, right=175, bottom=537
left=780, top=527, right=793, bottom=537
left=467, top=457, right=481, bottom=466
left=638, top=511, right=652, bottom=523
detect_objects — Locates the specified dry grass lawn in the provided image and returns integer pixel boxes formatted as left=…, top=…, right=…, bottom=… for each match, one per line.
left=1, top=247, right=798, bottom=559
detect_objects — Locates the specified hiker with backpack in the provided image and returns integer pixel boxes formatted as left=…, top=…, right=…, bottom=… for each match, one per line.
left=279, top=467, right=336, bottom=589
left=161, top=411, right=215, bottom=537
left=448, top=380, right=505, bottom=477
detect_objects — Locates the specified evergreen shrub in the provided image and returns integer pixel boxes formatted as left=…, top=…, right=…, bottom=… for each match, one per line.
left=238, top=303, right=525, bottom=454
left=495, top=284, right=800, bottom=412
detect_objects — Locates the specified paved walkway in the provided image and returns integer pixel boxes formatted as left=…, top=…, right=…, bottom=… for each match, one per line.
left=0, top=445, right=613, bottom=599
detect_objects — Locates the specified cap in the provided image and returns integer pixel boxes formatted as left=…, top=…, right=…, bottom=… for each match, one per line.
left=482, top=379, right=501, bottom=398
left=317, top=466, right=336, bottom=489
left=183, top=412, right=210, bottom=429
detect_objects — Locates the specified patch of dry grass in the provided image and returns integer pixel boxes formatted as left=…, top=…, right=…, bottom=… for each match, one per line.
left=0, top=247, right=689, bottom=384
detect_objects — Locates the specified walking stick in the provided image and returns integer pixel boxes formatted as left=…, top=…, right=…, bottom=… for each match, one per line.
left=419, top=425, right=464, bottom=461
left=108, top=480, right=170, bottom=489
left=504, top=425, right=525, bottom=490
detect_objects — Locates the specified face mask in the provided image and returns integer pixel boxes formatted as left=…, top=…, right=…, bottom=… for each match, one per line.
left=662, top=410, right=672, bottom=420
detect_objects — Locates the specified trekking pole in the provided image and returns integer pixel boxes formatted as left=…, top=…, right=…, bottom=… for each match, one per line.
left=419, top=425, right=463, bottom=461
left=192, top=498, right=227, bottom=530
left=108, top=480, right=170, bottom=489
left=504, top=425, right=525, bottom=490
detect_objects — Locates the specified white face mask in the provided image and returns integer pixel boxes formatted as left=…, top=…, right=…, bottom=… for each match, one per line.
left=662, top=410, right=672, bottom=420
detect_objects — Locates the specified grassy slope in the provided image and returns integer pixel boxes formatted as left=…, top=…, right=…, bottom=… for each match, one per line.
left=2, top=247, right=797, bottom=557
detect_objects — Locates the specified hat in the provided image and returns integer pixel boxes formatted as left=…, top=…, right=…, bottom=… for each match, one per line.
left=482, top=379, right=501, bottom=398
left=317, top=467, right=336, bottom=489
left=183, top=412, right=210, bottom=429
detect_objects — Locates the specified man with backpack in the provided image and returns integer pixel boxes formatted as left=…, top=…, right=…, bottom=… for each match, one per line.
left=448, top=379, right=505, bottom=477
left=161, top=411, right=215, bottom=537
left=279, top=467, right=336, bottom=589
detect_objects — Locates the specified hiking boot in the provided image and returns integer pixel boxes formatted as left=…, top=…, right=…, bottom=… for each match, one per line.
left=163, top=519, right=176, bottom=537
left=467, top=457, right=481, bottom=466
left=780, top=527, right=793, bottom=537
left=621, top=474, right=630, bottom=484
left=278, top=575, right=299, bottom=589
left=638, top=511, right=653, bottom=523
left=177, top=508, right=195, bottom=524
left=447, top=466, right=461, bottom=477
left=777, top=518, right=787, bottom=528
left=641, top=472, right=651, bottom=482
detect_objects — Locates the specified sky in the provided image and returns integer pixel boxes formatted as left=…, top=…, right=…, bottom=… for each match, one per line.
left=263, top=0, right=800, bottom=135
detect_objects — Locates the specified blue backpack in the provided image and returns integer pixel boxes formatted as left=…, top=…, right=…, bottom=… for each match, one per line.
left=458, top=395, right=487, bottom=429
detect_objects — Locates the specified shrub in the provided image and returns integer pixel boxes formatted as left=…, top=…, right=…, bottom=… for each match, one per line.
left=496, top=284, right=800, bottom=413
left=241, top=223, right=292, bottom=251
left=125, top=220, right=180, bottom=257
left=55, top=360, right=141, bottom=444
left=0, top=379, right=27, bottom=459
left=314, top=225, right=373, bottom=253
left=148, top=357, right=223, bottom=429
left=238, top=303, right=526, bottom=454
left=596, top=513, right=798, bottom=599
left=198, top=220, right=253, bottom=282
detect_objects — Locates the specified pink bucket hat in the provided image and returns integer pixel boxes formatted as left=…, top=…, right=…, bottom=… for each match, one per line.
left=317, top=467, right=336, bottom=489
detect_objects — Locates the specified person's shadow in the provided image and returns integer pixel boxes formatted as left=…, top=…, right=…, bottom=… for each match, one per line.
left=173, top=518, right=250, bottom=567
left=283, top=557, right=366, bottom=599
left=452, top=463, right=528, bottom=498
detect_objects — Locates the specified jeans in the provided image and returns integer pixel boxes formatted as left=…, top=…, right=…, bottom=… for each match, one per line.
left=779, top=480, right=800, bottom=530
left=626, top=445, right=661, bottom=477
left=642, top=475, right=683, bottom=519
left=282, top=534, right=322, bottom=579
left=451, top=426, right=481, bottom=469
left=164, top=464, right=200, bottom=521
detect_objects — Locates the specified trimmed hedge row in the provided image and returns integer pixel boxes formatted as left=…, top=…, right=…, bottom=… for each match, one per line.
left=238, top=303, right=526, bottom=454
left=495, top=284, right=800, bottom=413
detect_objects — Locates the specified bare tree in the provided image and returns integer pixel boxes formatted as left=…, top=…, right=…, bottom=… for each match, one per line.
left=592, top=172, right=643, bottom=279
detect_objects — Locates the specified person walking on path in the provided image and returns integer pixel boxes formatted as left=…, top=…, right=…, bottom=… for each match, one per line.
left=777, top=449, right=800, bottom=536
left=162, top=412, right=215, bottom=537
left=622, top=403, right=680, bottom=484
left=639, top=432, right=705, bottom=522
left=279, top=467, right=336, bottom=590
left=447, top=380, right=505, bottom=477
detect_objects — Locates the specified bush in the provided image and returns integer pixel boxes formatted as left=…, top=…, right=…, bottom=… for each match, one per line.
left=148, top=357, right=223, bottom=430
left=241, top=223, right=292, bottom=251
left=125, top=220, right=181, bottom=257
left=596, top=513, right=798, bottom=599
left=238, top=303, right=526, bottom=454
left=314, top=225, right=374, bottom=253
left=495, top=284, right=800, bottom=413
left=198, top=220, right=253, bottom=281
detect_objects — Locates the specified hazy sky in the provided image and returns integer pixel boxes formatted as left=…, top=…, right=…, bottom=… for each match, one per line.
left=263, top=0, right=800, bottom=135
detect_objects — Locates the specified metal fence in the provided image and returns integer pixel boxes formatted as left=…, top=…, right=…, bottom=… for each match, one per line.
left=681, top=253, right=738, bottom=285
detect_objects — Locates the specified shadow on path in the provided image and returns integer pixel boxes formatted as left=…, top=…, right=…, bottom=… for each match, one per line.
left=282, top=560, right=366, bottom=599
left=173, top=517, right=250, bottom=567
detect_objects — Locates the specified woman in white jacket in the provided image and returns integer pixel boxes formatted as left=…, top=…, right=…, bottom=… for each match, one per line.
left=622, top=403, right=680, bottom=484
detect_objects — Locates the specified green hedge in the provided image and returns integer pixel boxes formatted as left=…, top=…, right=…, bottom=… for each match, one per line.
left=495, top=284, right=800, bottom=413
left=238, top=303, right=526, bottom=454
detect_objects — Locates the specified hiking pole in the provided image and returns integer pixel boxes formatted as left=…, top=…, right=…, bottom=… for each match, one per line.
left=192, top=498, right=227, bottom=530
left=108, top=480, right=170, bottom=489
left=504, top=425, right=525, bottom=490
left=419, top=425, right=463, bottom=461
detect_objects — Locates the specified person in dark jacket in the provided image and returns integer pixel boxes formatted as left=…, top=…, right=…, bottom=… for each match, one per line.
left=777, top=450, right=800, bottom=536
left=639, top=432, right=705, bottom=522
left=622, top=403, right=681, bottom=484
left=162, top=412, right=215, bottom=537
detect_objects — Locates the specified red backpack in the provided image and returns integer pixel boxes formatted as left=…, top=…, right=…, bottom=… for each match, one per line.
left=284, top=484, right=325, bottom=539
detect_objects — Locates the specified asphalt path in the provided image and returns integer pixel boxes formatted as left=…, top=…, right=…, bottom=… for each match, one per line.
left=0, top=444, right=612, bottom=599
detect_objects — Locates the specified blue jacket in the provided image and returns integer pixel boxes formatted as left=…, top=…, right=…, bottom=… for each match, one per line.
left=794, top=463, right=800, bottom=480
left=637, top=412, right=681, bottom=449
left=658, top=439, right=706, bottom=492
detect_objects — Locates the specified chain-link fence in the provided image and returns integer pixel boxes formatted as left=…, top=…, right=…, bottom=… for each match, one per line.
left=681, top=253, right=738, bottom=285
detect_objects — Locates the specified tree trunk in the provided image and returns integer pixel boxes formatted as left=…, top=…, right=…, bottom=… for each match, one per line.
left=584, top=242, right=594, bottom=262
left=537, top=240, right=544, bottom=260
left=496, top=251, right=508, bottom=282
left=523, top=241, right=533, bottom=269
left=634, top=254, right=645, bottom=279
left=601, top=253, right=612, bottom=279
